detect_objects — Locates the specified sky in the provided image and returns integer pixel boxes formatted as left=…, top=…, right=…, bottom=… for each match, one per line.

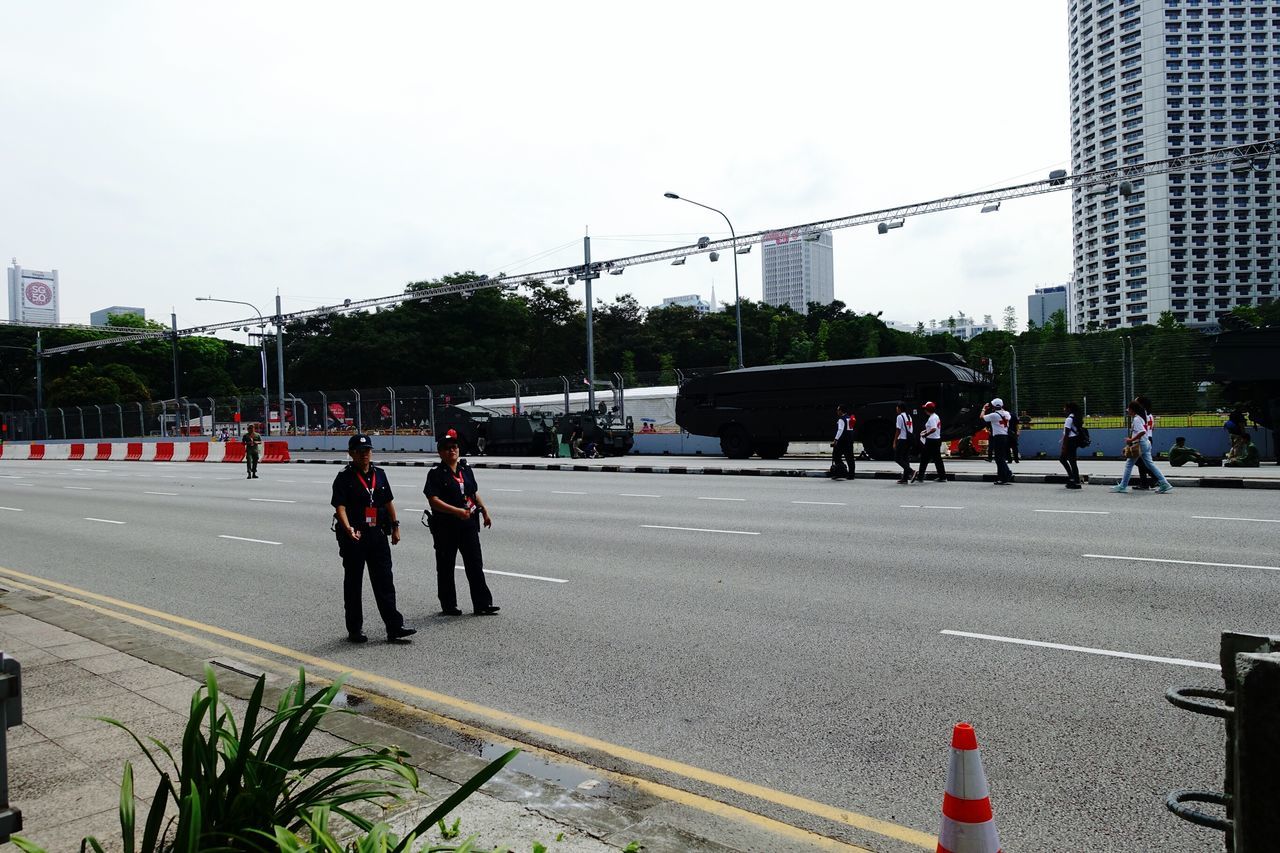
left=2, top=2, right=1072, bottom=337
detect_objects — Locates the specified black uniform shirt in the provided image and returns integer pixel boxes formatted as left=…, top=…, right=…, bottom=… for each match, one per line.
left=331, top=464, right=395, bottom=531
left=424, top=461, right=480, bottom=531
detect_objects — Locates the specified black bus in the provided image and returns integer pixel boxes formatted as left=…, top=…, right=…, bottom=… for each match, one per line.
left=675, top=354, right=993, bottom=460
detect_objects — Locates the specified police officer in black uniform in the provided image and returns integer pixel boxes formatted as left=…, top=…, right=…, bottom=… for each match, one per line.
left=331, top=434, right=416, bottom=643
left=424, top=433, right=499, bottom=616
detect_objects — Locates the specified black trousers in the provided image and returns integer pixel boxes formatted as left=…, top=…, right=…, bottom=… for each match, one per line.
left=831, top=439, right=856, bottom=475
left=337, top=530, right=403, bottom=636
left=1060, top=436, right=1080, bottom=483
left=916, top=439, right=946, bottom=480
left=1009, top=432, right=1021, bottom=462
left=432, top=522, right=493, bottom=611
left=894, top=440, right=913, bottom=479
left=991, top=434, right=1012, bottom=482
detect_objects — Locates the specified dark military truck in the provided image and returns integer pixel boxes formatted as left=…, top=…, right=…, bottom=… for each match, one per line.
left=558, top=408, right=635, bottom=457
left=432, top=406, right=560, bottom=456
left=675, top=354, right=993, bottom=460
left=1210, top=326, right=1280, bottom=454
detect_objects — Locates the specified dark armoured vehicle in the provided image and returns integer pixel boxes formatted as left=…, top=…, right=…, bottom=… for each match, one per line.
left=557, top=407, right=635, bottom=457
left=675, top=354, right=993, bottom=460
left=433, top=405, right=634, bottom=457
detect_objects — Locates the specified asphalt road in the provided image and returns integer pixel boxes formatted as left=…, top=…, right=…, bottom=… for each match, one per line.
left=2, top=459, right=1276, bottom=851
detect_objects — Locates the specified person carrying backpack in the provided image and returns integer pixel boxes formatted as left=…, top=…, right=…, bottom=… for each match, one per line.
left=830, top=405, right=857, bottom=479
left=1059, top=402, right=1083, bottom=489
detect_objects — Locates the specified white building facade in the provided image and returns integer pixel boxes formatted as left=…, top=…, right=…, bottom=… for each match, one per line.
left=7, top=262, right=60, bottom=325
left=761, top=230, right=834, bottom=314
left=659, top=294, right=712, bottom=314
left=1068, top=0, right=1277, bottom=331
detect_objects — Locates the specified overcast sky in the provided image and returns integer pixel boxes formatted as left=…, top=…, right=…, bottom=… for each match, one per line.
left=3, top=2, right=1071, bottom=335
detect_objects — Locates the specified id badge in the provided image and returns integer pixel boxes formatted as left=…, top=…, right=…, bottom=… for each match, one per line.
left=364, top=507, right=378, bottom=526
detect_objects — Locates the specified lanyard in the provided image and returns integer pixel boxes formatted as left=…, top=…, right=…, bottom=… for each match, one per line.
left=355, top=469, right=377, bottom=506
left=452, top=469, right=475, bottom=509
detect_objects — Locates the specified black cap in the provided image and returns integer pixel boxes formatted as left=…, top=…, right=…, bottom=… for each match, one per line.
left=436, top=433, right=459, bottom=449
left=348, top=434, right=372, bottom=451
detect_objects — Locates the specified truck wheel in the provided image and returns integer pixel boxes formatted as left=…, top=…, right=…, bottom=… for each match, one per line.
left=861, top=421, right=894, bottom=461
left=755, top=441, right=788, bottom=459
left=719, top=425, right=753, bottom=459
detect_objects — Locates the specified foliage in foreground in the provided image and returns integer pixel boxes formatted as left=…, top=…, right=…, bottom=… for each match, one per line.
left=10, top=666, right=521, bottom=852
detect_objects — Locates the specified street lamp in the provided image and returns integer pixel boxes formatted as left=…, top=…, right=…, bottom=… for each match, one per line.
left=665, top=193, right=745, bottom=368
left=196, top=297, right=272, bottom=434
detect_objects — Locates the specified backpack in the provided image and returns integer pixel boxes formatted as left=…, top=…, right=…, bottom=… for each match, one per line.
left=1077, top=426, right=1092, bottom=448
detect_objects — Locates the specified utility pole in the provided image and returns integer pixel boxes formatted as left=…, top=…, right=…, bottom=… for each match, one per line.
left=35, top=332, right=43, bottom=437
left=170, top=313, right=180, bottom=434
left=584, top=234, right=595, bottom=413
left=275, top=293, right=286, bottom=437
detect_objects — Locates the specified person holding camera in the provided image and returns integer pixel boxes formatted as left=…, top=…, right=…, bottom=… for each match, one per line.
left=913, top=401, right=946, bottom=482
left=424, top=433, right=499, bottom=617
left=981, top=398, right=1013, bottom=485
left=892, top=401, right=915, bottom=484
left=331, top=433, right=416, bottom=644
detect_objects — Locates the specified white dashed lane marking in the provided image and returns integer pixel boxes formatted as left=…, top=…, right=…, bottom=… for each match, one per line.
left=619, top=493, right=662, bottom=498
left=551, top=491, right=588, bottom=495
left=1083, top=554, right=1280, bottom=572
left=792, top=501, right=847, bottom=506
left=1192, top=515, right=1280, bottom=524
left=249, top=498, right=297, bottom=504
left=84, top=517, right=126, bottom=525
left=0, top=507, right=23, bottom=512
left=697, top=497, right=745, bottom=502
left=63, top=486, right=93, bottom=491
left=145, top=491, right=179, bottom=496
left=218, top=535, right=282, bottom=546
left=642, top=525, right=759, bottom=536
left=457, top=565, right=568, bottom=584
left=942, top=630, right=1218, bottom=670
left=1036, top=509, right=1110, bottom=515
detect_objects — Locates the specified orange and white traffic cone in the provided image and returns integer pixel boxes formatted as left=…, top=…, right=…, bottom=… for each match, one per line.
left=938, top=723, right=1001, bottom=853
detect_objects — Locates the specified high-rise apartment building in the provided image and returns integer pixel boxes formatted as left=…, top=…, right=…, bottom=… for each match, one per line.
left=1068, top=0, right=1277, bottom=331
left=762, top=230, right=834, bottom=314
left=1028, top=285, right=1069, bottom=327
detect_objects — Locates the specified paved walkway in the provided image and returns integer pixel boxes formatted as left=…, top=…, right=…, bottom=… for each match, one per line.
left=0, top=589, right=747, bottom=853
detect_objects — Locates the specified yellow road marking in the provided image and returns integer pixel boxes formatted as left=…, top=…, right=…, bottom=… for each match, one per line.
left=0, top=564, right=936, bottom=850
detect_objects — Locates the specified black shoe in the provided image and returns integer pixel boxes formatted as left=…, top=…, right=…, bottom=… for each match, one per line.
left=247, top=474, right=252, bottom=479
left=475, top=606, right=501, bottom=616
left=347, top=633, right=368, bottom=643
left=387, top=626, right=417, bottom=642
left=896, top=479, right=908, bottom=485
left=440, top=608, right=463, bottom=616
left=1066, top=483, right=1083, bottom=490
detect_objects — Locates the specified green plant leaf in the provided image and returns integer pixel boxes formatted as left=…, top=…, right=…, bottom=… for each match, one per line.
left=8, top=836, right=48, bottom=852
left=119, top=762, right=135, bottom=853
left=140, top=774, right=171, bottom=853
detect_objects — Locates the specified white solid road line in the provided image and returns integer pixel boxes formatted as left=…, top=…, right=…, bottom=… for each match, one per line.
left=1192, top=515, right=1280, bottom=524
left=697, top=496, right=745, bottom=502
left=0, top=507, right=23, bottom=512
left=619, top=493, right=662, bottom=498
left=1083, top=553, right=1280, bottom=572
left=84, top=517, right=126, bottom=525
left=1036, top=509, right=1111, bottom=515
left=941, top=629, right=1219, bottom=670
left=249, top=498, right=297, bottom=504
left=642, top=524, right=760, bottom=536
left=792, top=500, right=847, bottom=506
left=457, top=565, right=568, bottom=584
left=144, top=491, right=179, bottom=496
left=218, top=534, right=283, bottom=545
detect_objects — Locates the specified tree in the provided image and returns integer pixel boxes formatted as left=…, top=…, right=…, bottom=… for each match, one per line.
left=1002, top=305, right=1017, bottom=333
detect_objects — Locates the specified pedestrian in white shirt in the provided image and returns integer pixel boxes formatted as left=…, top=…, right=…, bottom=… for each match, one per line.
left=913, top=401, right=946, bottom=482
left=981, top=398, right=1013, bottom=484
left=892, top=402, right=915, bottom=484
left=1112, top=400, right=1172, bottom=493
left=830, top=405, right=857, bottom=479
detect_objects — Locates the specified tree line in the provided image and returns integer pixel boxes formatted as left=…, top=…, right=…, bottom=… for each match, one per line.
left=1, top=272, right=1276, bottom=414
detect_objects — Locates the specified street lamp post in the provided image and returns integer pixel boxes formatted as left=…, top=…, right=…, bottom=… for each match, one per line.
left=664, top=193, right=745, bottom=368
left=196, top=297, right=273, bottom=434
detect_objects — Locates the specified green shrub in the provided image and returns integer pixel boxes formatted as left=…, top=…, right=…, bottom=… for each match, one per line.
left=11, top=666, right=518, bottom=853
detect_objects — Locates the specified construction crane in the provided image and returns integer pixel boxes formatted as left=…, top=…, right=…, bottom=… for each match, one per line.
left=36, top=136, right=1279, bottom=356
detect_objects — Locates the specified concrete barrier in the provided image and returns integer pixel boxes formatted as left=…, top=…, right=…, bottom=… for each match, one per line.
left=222, top=442, right=245, bottom=464
left=125, top=442, right=143, bottom=461
left=261, top=440, right=290, bottom=463
left=68, top=444, right=85, bottom=460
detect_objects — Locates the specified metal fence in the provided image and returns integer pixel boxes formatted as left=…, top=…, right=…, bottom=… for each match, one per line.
left=0, top=340, right=1228, bottom=443
left=1002, top=333, right=1218, bottom=427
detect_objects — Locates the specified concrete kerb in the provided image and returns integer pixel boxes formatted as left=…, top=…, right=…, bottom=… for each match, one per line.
left=293, top=457, right=1280, bottom=489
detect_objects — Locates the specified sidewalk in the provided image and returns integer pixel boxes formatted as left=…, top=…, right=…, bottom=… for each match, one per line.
left=0, top=587, right=817, bottom=853
left=295, top=451, right=1280, bottom=489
